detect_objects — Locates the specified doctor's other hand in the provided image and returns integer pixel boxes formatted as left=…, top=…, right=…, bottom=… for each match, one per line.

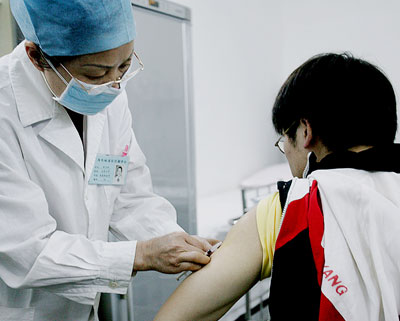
left=133, top=232, right=220, bottom=274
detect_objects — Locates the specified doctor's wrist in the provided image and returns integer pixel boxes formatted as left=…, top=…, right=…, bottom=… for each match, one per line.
left=133, top=240, right=151, bottom=273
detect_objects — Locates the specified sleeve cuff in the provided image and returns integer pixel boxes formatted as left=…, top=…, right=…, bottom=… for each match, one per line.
left=98, top=240, right=137, bottom=293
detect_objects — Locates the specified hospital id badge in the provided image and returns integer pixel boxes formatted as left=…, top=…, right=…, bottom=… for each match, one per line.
left=88, top=154, right=129, bottom=185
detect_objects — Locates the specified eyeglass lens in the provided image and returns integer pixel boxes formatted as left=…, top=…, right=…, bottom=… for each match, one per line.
left=278, top=140, right=285, bottom=153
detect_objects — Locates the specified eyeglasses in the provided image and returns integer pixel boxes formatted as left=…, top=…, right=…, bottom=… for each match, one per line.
left=274, top=121, right=296, bottom=154
left=78, top=52, right=144, bottom=94
left=46, top=51, right=144, bottom=95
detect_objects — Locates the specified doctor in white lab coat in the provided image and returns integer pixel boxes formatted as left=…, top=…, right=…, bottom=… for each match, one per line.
left=0, top=1, right=215, bottom=320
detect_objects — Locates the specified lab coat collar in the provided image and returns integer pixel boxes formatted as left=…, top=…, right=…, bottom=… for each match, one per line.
left=9, top=41, right=56, bottom=127
left=9, top=42, right=108, bottom=176
left=10, top=42, right=86, bottom=172
left=38, top=106, right=85, bottom=172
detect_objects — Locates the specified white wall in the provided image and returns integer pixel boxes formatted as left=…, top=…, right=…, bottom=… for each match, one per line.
left=173, top=0, right=400, bottom=200
left=171, top=0, right=285, bottom=198
left=279, top=0, right=400, bottom=142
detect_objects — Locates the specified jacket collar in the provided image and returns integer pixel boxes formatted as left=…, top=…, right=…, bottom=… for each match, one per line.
left=9, top=41, right=56, bottom=127
left=304, top=144, right=400, bottom=176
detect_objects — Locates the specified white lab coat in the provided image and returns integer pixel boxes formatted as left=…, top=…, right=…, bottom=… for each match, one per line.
left=0, top=42, right=182, bottom=321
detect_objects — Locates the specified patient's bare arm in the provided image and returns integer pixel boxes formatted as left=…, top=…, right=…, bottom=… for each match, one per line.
left=154, top=208, right=263, bottom=321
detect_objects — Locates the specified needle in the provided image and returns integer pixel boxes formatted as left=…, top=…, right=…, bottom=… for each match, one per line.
left=176, top=241, right=223, bottom=281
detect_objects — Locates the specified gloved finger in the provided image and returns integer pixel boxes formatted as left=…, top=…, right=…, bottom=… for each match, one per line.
left=178, top=250, right=211, bottom=266
left=184, top=243, right=211, bottom=255
left=206, top=238, right=221, bottom=246
left=186, top=235, right=217, bottom=252
left=176, top=262, right=204, bottom=273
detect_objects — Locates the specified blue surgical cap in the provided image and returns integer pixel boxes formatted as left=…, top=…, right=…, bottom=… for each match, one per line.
left=10, top=0, right=136, bottom=56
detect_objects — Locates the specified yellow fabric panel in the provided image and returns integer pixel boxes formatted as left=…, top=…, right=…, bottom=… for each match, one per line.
left=256, top=192, right=282, bottom=280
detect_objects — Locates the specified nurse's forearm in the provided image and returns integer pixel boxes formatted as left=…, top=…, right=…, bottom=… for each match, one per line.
left=133, top=232, right=212, bottom=274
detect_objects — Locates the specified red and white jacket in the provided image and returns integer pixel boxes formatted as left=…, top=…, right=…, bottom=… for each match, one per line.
left=268, top=149, right=400, bottom=321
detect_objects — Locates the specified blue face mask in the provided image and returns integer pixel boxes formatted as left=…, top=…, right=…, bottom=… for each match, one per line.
left=42, top=55, right=143, bottom=115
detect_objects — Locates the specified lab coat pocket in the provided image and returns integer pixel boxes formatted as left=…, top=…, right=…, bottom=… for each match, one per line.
left=0, top=306, right=35, bottom=321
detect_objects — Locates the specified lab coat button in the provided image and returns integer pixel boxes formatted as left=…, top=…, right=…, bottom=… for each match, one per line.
left=109, top=281, right=118, bottom=288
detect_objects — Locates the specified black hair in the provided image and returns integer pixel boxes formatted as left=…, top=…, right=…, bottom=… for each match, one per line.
left=272, top=53, right=397, bottom=151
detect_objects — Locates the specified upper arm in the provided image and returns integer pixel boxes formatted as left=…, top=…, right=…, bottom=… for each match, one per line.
left=155, top=208, right=263, bottom=321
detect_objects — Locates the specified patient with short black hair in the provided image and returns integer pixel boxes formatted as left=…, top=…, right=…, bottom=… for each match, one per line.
left=155, top=52, right=400, bottom=321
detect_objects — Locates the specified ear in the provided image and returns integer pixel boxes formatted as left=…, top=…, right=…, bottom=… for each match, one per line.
left=300, top=119, right=313, bottom=148
left=25, top=41, right=45, bottom=72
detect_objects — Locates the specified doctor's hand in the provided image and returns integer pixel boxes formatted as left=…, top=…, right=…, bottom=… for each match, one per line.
left=133, top=232, right=220, bottom=274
